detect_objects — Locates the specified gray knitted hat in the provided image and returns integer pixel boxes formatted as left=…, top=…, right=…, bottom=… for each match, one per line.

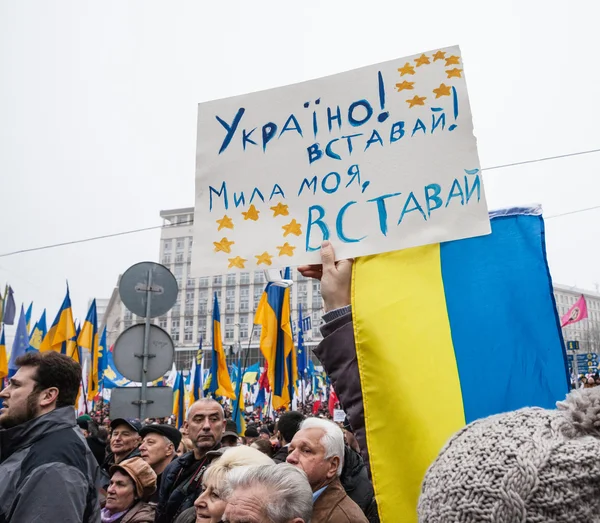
left=418, top=387, right=600, bottom=522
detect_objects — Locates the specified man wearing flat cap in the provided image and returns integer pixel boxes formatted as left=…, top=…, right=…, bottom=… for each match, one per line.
left=139, top=424, right=182, bottom=503
left=102, top=418, right=143, bottom=477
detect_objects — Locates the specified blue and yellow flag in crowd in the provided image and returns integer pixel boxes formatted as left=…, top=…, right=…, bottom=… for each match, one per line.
left=97, top=326, right=108, bottom=382
left=208, top=293, right=235, bottom=399
left=0, top=326, right=7, bottom=380
left=28, top=310, right=47, bottom=352
left=230, top=363, right=246, bottom=436
left=254, top=268, right=296, bottom=410
left=189, top=338, right=204, bottom=404
left=40, top=286, right=76, bottom=354
left=9, top=305, right=29, bottom=377
left=24, top=302, right=33, bottom=334
left=2, top=286, right=16, bottom=326
left=173, top=372, right=186, bottom=428
left=351, top=207, right=569, bottom=522
left=78, top=300, right=100, bottom=401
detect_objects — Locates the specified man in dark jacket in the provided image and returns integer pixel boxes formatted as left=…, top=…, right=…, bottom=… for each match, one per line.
left=102, top=417, right=142, bottom=474
left=139, top=423, right=181, bottom=503
left=272, top=410, right=305, bottom=464
left=0, top=351, right=100, bottom=522
left=155, top=398, right=226, bottom=523
left=299, top=241, right=380, bottom=522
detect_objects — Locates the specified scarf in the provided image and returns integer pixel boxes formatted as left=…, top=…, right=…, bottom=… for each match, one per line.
left=101, top=507, right=128, bottom=523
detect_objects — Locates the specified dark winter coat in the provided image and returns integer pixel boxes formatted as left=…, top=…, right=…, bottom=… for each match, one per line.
left=316, top=311, right=380, bottom=522
left=271, top=444, right=289, bottom=464
left=340, top=446, right=379, bottom=523
left=155, top=448, right=221, bottom=523
left=0, top=406, right=101, bottom=522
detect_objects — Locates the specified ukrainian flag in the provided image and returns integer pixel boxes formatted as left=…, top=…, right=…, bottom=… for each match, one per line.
left=351, top=206, right=569, bottom=522
left=78, top=300, right=99, bottom=401
left=208, top=293, right=235, bottom=399
left=231, top=364, right=246, bottom=436
left=97, top=326, right=108, bottom=382
left=255, top=269, right=295, bottom=410
left=28, top=310, right=47, bottom=352
left=40, top=286, right=76, bottom=354
left=24, top=302, right=33, bottom=335
left=0, top=326, right=7, bottom=380
left=173, top=372, right=185, bottom=428
left=190, top=339, right=204, bottom=404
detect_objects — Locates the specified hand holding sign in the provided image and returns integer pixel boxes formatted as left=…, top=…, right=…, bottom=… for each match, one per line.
left=192, top=46, right=489, bottom=276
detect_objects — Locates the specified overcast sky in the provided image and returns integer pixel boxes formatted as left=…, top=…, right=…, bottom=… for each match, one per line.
left=1, top=1, right=598, bottom=342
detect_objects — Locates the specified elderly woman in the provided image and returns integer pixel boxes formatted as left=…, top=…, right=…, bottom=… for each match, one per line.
left=194, top=445, right=273, bottom=522
left=104, top=457, right=157, bottom=523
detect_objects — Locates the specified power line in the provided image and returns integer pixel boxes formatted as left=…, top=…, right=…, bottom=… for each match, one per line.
left=0, top=147, right=598, bottom=258
left=482, top=148, right=600, bottom=172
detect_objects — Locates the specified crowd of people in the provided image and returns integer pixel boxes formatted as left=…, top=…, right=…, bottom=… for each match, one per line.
left=3, top=241, right=600, bottom=521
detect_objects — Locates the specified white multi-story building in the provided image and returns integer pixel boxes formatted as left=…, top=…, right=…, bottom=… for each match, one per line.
left=101, top=207, right=600, bottom=373
left=553, top=284, right=600, bottom=353
left=102, top=207, right=324, bottom=371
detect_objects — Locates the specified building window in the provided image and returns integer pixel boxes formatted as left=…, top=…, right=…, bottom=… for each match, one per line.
left=214, top=289, right=222, bottom=302
left=297, top=282, right=308, bottom=308
left=240, top=272, right=250, bottom=284
left=213, top=275, right=222, bottom=286
left=199, top=277, right=209, bottom=288
left=163, top=240, right=172, bottom=252
left=159, top=317, right=168, bottom=329
left=188, top=237, right=193, bottom=252
left=198, top=317, right=207, bottom=342
left=174, top=265, right=183, bottom=277
left=226, top=273, right=237, bottom=286
left=124, top=309, right=132, bottom=321
left=254, top=271, right=265, bottom=284
left=198, top=290, right=208, bottom=314
left=224, top=315, right=234, bottom=340
left=226, top=288, right=236, bottom=312
left=254, top=287, right=263, bottom=309
left=239, top=315, right=248, bottom=339
left=239, top=287, right=249, bottom=312
left=187, top=277, right=195, bottom=289
left=175, top=252, right=184, bottom=263
left=162, top=254, right=171, bottom=265
left=176, top=238, right=184, bottom=251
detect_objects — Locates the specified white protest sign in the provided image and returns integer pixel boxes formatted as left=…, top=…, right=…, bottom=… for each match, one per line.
left=333, top=409, right=346, bottom=423
left=192, top=45, right=489, bottom=276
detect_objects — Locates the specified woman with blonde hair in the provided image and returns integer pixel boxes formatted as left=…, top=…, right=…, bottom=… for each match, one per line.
left=193, top=445, right=273, bottom=522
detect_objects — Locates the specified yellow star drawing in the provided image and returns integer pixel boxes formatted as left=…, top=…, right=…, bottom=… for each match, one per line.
left=433, top=83, right=452, bottom=98
left=446, top=68, right=463, bottom=79
left=242, top=204, right=260, bottom=221
left=277, top=242, right=296, bottom=257
left=445, top=55, right=460, bottom=66
left=213, top=237, right=234, bottom=253
left=216, top=215, right=234, bottom=231
left=433, top=50, right=446, bottom=61
left=228, top=256, right=247, bottom=269
left=397, top=63, right=415, bottom=76
left=270, top=202, right=289, bottom=217
left=414, top=54, right=430, bottom=67
left=395, top=81, right=414, bottom=92
left=282, top=219, right=302, bottom=237
left=406, top=95, right=427, bottom=108
left=255, top=252, right=273, bottom=266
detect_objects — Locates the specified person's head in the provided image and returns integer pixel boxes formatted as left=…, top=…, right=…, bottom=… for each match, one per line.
left=244, top=426, right=259, bottom=445
left=107, top=457, right=156, bottom=513
left=251, top=438, right=274, bottom=458
left=177, top=437, right=194, bottom=457
left=221, top=419, right=240, bottom=448
left=139, top=424, right=181, bottom=475
left=276, top=411, right=305, bottom=445
left=0, top=351, right=81, bottom=429
left=194, top=445, right=273, bottom=523
left=419, top=387, right=600, bottom=521
left=185, top=399, right=226, bottom=458
left=222, top=463, right=312, bottom=523
left=287, top=417, right=344, bottom=491
left=110, top=419, right=142, bottom=460
left=259, top=426, right=271, bottom=440
left=77, top=414, right=92, bottom=437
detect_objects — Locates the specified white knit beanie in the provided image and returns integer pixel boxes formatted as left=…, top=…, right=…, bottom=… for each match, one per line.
left=418, top=387, right=600, bottom=522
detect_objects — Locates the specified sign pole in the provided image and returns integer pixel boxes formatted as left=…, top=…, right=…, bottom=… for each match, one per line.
left=140, top=269, right=153, bottom=421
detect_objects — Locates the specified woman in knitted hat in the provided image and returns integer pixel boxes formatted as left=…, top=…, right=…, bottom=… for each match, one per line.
left=418, top=386, right=600, bottom=522
left=193, top=445, right=273, bottom=522
left=104, top=456, right=157, bottom=523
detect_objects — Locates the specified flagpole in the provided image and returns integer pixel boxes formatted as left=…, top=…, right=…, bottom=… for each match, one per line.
left=233, top=324, right=256, bottom=426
